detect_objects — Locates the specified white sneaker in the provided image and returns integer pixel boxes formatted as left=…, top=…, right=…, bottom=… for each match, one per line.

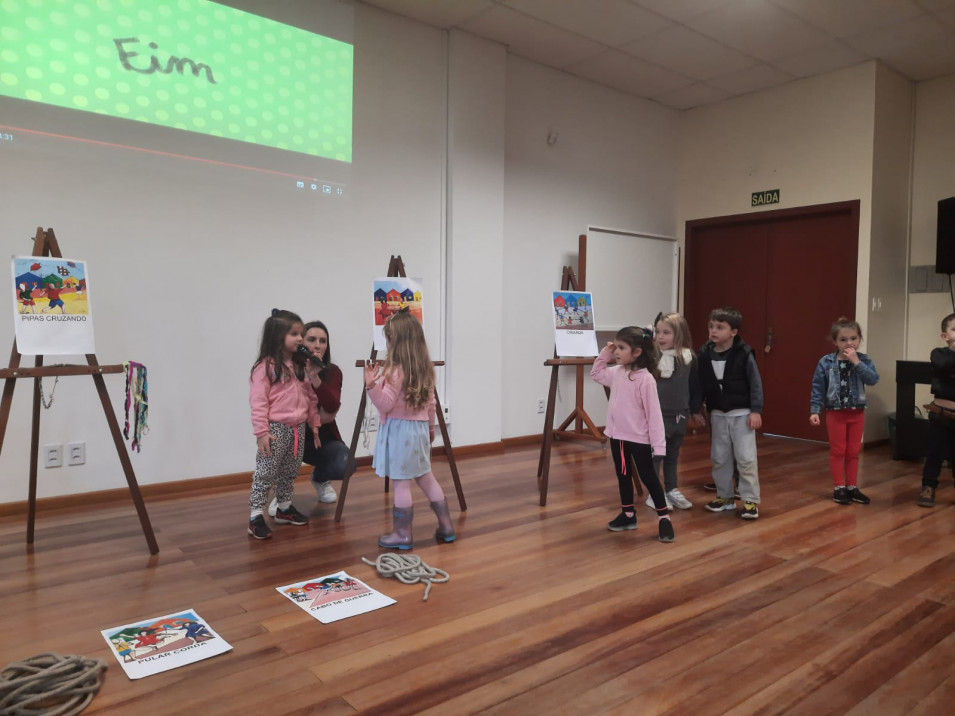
left=667, top=488, right=693, bottom=510
left=267, top=497, right=278, bottom=518
left=313, top=480, right=337, bottom=503
left=645, top=493, right=673, bottom=511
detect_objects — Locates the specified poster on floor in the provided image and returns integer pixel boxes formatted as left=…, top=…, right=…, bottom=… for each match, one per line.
left=101, top=609, right=232, bottom=680
left=372, top=277, right=423, bottom=351
left=11, top=256, right=95, bottom=355
left=552, top=290, right=598, bottom=357
left=277, top=570, right=395, bottom=623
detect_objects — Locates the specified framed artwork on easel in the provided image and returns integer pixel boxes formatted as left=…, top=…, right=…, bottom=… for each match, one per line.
left=11, top=256, right=95, bottom=355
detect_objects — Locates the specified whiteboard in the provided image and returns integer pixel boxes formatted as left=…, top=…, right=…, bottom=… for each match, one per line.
left=585, top=227, right=678, bottom=332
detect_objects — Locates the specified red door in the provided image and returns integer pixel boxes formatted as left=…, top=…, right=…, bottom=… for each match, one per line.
left=684, top=201, right=859, bottom=441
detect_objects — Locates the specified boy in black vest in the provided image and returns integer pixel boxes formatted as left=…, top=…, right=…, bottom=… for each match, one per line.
left=698, top=307, right=764, bottom=519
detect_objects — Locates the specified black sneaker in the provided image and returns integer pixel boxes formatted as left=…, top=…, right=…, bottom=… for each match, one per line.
left=847, top=487, right=870, bottom=504
left=248, top=515, right=272, bottom=540
left=739, top=502, right=759, bottom=520
left=273, top=504, right=309, bottom=525
left=832, top=487, right=851, bottom=505
left=658, top=518, right=675, bottom=543
left=607, top=512, right=637, bottom=531
left=917, top=486, right=936, bottom=508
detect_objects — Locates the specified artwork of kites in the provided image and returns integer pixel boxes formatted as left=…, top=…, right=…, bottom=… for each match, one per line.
left=372, top=277, right=423, bottom=351
left=11, top=256, right=95, bottom=355
left=552, top=291, right=598, bottom=357
left=277, top=571, right=396, bottom=623
left=101, top=609, right=232, bottom=679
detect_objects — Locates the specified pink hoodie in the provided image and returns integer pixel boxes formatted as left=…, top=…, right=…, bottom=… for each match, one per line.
left=591, top=347, right=666, bottom=454
left=249, top=359, right=320, bottom=437
left=367, top=367, right=436, bottom=427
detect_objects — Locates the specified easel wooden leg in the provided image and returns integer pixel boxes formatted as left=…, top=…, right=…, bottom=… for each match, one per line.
left=434, top=390, right=466, bottom=511
left=27, top=356, right=42, bottom=544
left=537, top=364, right=559, bottom=506
left=87, top=357, right=159, bottom=554
left=335, top=387, right=367, bottom=523
left=0, top=344, right=22, bottom=455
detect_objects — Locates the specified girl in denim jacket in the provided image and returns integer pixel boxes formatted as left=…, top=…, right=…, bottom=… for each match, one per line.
left=809, top=317, right=879, bottom=505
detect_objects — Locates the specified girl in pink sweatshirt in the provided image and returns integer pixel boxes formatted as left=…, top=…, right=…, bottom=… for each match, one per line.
left=591, top=326, right=674, bottom=542
left=364, top=310, right=455, bottom=550
left=247, top=309, right=320, bottom=540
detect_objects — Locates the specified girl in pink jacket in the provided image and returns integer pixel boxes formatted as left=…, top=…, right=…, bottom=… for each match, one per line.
left=592, top=327, right=674, bottom=542
left=247, top=309, right=320, bottom=540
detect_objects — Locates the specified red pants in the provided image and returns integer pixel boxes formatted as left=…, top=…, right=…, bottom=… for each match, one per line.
left=825, top=409, right=865, bottom=487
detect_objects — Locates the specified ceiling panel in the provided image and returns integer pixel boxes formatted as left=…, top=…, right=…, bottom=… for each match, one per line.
left=359, top=0, right=495, bottom=28
left=620, top=25, right=757, bottom=80
left=683, top=0, right=835, bottom=61
left=768, top=0, right=925, bottom=39
left=360, top=0, right=955, bottom=109
left=651, top=82, right=732, bottom=109
left=502, top=0, right=673, bottom=46
left=706, top=62, right=795, bottom=94
left=459, top=4, right=607, bottom=68
left=567, top=49, right=697, bottom=97
left=770, top=40, right=869, bottom=78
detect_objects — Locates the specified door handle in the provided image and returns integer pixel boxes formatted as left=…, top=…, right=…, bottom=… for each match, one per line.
left=764, top=326, right=773, bottom=354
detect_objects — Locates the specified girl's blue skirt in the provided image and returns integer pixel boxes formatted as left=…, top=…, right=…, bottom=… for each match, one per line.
left=372, top=417, right=431, bottom=480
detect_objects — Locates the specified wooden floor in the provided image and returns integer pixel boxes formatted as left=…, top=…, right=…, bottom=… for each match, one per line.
left=2, top=433, right=954, bottom=715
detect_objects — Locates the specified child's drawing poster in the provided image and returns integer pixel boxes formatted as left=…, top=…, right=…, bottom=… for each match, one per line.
left=101, top=609, right=232, bottom=680
left=373, top=277, right=423, bottom=351
left=277, top=570, right=395, bottom=623
left=11, top=256, right=95, bottom=355
left=552, top=291, right=598, bottom=357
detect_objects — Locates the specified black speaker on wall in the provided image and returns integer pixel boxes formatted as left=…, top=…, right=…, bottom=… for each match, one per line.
left=938, top=196, right=955, bottom=274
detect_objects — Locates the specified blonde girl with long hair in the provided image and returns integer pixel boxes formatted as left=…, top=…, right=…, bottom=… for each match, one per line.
left=364, top=310, right=455, bottom=549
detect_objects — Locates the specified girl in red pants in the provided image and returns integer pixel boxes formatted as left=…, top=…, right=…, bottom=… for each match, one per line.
left=809, top=317, right=880, bottom=505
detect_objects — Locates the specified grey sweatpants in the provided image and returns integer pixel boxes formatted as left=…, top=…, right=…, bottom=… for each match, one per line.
left=710, top=413, right=760, bottom=503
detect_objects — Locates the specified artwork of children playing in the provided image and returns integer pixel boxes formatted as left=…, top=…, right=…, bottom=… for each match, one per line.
left=553, top=291, right=594, bottom=330
left=101, top=609, right=232, bottom=680
left=11, top=256, right=96, bottom=355
left=14, top=258, right=88, bottom=315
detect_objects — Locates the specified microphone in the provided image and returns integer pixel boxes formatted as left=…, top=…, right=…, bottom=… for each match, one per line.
left=296, top=344, right=326, bottom=370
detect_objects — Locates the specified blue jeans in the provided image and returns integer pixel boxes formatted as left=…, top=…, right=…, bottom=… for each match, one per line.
left=307, top=440, right=353, bottom=483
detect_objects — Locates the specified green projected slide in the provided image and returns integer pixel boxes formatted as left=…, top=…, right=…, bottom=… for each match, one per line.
left=0, top=0, right=353, bottom=162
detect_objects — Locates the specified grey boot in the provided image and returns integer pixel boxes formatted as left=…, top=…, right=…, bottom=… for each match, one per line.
left=430, top=499, right=456, bottom=543
left=378, top=506, right=413, bottom=550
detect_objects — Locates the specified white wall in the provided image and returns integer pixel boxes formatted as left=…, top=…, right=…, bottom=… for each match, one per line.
left=502, top=57, right=679, bottom=439
left=867, top=64, right=914, bottom=437
left=908, top=74, right=955, bottom=373
left=446, top=30, right=506, bottom=446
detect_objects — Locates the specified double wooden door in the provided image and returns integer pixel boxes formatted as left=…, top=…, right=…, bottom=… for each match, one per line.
left=684, top=201, right=860, bottom=441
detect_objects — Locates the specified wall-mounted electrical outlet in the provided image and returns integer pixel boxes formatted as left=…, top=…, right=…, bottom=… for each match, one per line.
left=442, top=405, right=450, bottom=424
left=537, top=398, right=546, bottom=414
left=44, top=444, right=62, bottom=468
left=67, top=441, right=86, bottom=466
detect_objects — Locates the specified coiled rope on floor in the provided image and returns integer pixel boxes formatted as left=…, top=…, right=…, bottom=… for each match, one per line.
left=362, top=552, right=449, bottom=601
left=0, top=652, right=106, bottom=716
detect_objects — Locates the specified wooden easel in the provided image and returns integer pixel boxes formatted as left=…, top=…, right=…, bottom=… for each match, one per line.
left=334, top=255, right=466, bottom=522
left=0, top=227, right=158, bottom=554
left=537, top=234, right=611, bottom=506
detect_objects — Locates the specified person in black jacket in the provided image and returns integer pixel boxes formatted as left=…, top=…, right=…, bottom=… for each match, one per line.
left=698, top=307, right=764, bottom=520
left=918, top=312, right=955, bottom=507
